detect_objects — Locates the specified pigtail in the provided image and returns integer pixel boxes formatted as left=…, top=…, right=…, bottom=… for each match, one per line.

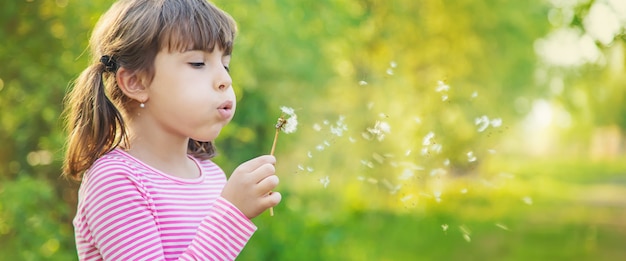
left=63, top=61, right=127, bottom=180
left=188, top=140, right=216, bottom=160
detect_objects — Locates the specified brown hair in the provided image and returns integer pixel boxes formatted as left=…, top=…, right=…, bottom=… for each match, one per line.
left=63, top=0, right=237, bottom=180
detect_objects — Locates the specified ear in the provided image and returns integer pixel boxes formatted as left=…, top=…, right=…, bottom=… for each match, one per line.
left=116, top=67, right=148, bottom=103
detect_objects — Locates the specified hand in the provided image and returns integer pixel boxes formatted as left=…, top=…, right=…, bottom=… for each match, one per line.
left=221, top=155, right=282, bottom=219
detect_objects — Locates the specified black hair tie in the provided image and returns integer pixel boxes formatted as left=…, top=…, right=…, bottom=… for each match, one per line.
left=100, top=55, right=118, bottom=72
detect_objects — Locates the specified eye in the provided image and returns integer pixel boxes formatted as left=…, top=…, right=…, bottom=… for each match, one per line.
left=223, top=65, right=230, bottom=73
left=189, top=62, right=205, bottom=68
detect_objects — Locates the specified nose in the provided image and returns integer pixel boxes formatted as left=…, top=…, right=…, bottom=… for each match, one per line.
left=216, top=67, right=232, bottom=91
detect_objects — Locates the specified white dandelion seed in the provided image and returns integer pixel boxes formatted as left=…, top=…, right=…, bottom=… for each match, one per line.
left=348, top=136, right=357, bottom=143
left=414, top=117, right=422, bottom=124
left=443, top=158, right=450, bottom=166
left=471, top=91, right=478, bottom=99
left=423, top=132, right=435, bottom=146
left=431, top=144, right=443, bottom=154
left=421, top=147, right=429, bottom=156
left=313, top=123, right=322, bottom=131
left=316, top=144, right=325, bottom=151
left=398, top=168, right=414, bottom=180
left=400, top=194, right=413, bottom=202
left=386, top=68, right=394, bottom=75
left=323, top=120, right=329, bottom=125
left=357, top=176, right=365, bottom=181
left=307, top=151, right=313, bottom=158
left=297, top=165, right=305, bottom=171
left=460, top=188, right=468, bottom=194
left=442, top=224, right=449, bottom=232
left=467, top=151, right=477, bottom=162
left=522, top=196, right=533, bottom=205
left=280, top=106, right=295, bottom=116
left=436, top=81, right=450, bottom=92
left=441, top=94, right=449, bottom=101
left=306, top=166, right=314, bottom=173
left=319, top=176, right=330, bottom=188
left=430, top=168, right=447, bottom=177
left=490, top=118, right=503, bottom=128
left=390, top=61, right=397, bottom=68
left=463, top=234, right=471, bottom=242
left=495, top=223, right=510, bottom=231
left=358, top=80, right=368, bottom=86
left=405, top=149, right=412, bottom=156
left=488, top=149, right=497, bottom=154
left=475, top=115, right=490, bottom=132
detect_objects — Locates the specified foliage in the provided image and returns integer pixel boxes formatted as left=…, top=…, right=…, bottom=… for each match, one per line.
left=0, top=0, right=624, bottom=260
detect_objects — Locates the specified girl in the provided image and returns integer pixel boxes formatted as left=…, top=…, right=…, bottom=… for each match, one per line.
left=63, top=0, right=281, bottom=260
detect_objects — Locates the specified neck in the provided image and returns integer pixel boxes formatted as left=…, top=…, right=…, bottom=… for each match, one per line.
left=124, top=117, right=199, bottom=179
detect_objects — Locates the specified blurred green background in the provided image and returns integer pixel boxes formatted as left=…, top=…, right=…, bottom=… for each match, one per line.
left=1, top=0, right=625, bottom=260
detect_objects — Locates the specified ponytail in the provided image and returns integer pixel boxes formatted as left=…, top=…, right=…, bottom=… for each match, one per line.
left=63, top=60, right=127, bottom=180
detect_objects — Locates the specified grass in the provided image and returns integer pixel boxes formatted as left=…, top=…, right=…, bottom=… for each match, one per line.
left=238, top=156, right=626, bottom=260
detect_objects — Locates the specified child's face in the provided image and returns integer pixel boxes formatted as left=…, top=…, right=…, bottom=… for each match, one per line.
left=145, top=47, right=235, bottom=142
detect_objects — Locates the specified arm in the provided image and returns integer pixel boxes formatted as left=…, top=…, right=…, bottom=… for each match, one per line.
left=75, top=167, right=256, bottom=261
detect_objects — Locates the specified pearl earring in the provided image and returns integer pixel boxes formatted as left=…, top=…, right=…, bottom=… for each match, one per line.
left=140, top=102, right=145, bottom=108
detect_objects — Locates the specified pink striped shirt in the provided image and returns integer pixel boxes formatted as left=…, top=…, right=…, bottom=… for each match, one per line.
left=73, top=148, right=256, bottom=260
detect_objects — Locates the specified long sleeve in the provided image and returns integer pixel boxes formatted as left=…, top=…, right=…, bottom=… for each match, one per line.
left=74, top=151, right=256, bottom=261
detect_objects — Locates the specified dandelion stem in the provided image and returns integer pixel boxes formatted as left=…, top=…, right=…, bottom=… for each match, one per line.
left=268, top=126, right=282, bottom=217
left=270, top=128, right=280, bottom=156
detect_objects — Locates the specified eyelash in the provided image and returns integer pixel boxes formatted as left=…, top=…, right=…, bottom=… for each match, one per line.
left=188, top=63, right=230, bottom=73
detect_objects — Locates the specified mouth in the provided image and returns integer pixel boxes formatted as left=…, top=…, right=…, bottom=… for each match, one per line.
left=217, top=101, right=234, bottom=119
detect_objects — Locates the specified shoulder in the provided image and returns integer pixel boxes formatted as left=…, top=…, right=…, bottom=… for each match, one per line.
left=81, top=149, right=142, bottom=190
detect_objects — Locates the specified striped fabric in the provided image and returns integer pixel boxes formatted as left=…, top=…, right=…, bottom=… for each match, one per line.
left=73, top=148, right=256, bottom=260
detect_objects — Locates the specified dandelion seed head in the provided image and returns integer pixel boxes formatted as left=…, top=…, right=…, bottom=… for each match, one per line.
left=282, top=115, right=298, bottom=133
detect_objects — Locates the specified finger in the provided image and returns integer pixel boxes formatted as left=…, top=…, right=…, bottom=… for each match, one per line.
left=250, top=163, right=275, bottom=184
left=256, top=175, right=279, bottom=195
left=234, top=155, right=276, bottom=174
left=264, top=191, right=282, bottom=208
